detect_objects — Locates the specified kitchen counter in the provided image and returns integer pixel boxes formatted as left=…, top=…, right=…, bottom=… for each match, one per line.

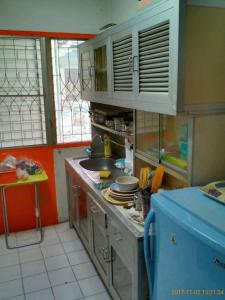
left=65, top=156, right=144, bottom=239
left=65, top=156, right=146, bottom=300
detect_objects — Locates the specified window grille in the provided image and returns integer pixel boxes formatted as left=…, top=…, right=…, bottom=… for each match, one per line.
left=51, top=40, right=91, bottom=144
left=0, top=38, right=46, bottom=148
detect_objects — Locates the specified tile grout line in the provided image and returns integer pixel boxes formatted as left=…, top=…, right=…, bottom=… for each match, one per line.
left=54, top=224, right=86, bottom=299
left=40, top=227, right=57, bottom=300
left=0, top=224, right=111, bottom=300
left=17, top=244, right=26, bottom=300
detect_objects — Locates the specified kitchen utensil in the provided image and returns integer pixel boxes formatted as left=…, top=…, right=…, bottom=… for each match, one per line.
left=139, top=167, right=150, bottom=189
left=151, top=165, right=165, bottom=193
left=110, top=183, right=138, bottom=194
left=102, top=189, right=134, bottom=205
left=115, top=176, right=139, bottom=191
left=109, top=188, right=137, bottom=198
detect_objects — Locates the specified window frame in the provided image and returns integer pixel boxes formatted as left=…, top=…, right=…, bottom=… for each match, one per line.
left=0, top=35, right=92, bottom=149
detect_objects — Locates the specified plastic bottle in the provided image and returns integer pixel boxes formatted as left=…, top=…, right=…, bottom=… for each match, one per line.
left=104, top=134, right=111, bottom=158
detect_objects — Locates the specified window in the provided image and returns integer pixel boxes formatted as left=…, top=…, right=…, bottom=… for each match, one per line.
left=51, top=39, right=91, bottom=143
left=0, top=37, right=91, bottom=148
left=0, top=38, right=46, bottom=148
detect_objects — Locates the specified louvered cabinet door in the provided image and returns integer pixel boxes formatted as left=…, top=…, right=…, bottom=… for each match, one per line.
left=135, top=4, right=179, bottom=115
left=111, top=29, right=136, bottom=108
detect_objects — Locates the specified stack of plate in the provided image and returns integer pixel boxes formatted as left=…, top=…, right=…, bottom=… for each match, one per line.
left=107, top=183, right=138, bottom=202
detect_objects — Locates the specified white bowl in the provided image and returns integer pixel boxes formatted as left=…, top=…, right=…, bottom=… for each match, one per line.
left=115, top=176, right=139, bottom=191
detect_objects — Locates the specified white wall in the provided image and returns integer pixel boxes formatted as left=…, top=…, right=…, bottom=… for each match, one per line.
left=109, top=0, right=160, bottom=25
left=54, top=147, right=87, bottom=222
left=0, top=0, right=111, bottom=34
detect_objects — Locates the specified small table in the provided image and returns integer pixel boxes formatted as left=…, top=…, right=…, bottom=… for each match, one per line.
left=0, top=171, right=48, bottom=249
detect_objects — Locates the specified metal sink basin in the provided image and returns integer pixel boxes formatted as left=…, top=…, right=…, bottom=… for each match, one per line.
left=79, top=157, right=115, bottom=171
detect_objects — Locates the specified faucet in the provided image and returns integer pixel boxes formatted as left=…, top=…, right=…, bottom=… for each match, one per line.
left=89, top=134, right=104, bottom=158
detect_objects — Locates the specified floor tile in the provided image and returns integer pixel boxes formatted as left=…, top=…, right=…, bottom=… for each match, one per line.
left=63, top=240, right=84, bottom=253
left=17, top=241, right=41, bottom=250
left=16, top=229, right=39, bottom=242
left=67, top=250, right=90, bottom=266
left=43, top=225, right=56, bottom=232
left=0, top=252, right=19, bottom=268
left=78, top=276, right=105, bottom=297
left=0, top=264, right=21, bottom=283
left=25, top=288, right=54, bottom=300
left=58, top=230, right=78, bottom=243
left=48, top=266, right=76, bottom=286
left=19, top=247, right=42, bottom=263
left=21, top=259, right=46, bottom=277
left=0, top=279, right=23, bottom=300
left=43, top=228, right=58, bottom=239
left=72, top=262, right=97, bottom=281
left=45, top=254, right=69, bottom=271
left=41, top=243, right=64, bottom=258
left=23, top=272, right=50, bottom=293
left=40, top=233, right=60, bottom=247
left=85, top=292, right=111, bottom=300
left=55, top=222, right=70, bottom=233
left=0, top=236, right=17, bottom=255
left=53, top=282, right=83, bottom=300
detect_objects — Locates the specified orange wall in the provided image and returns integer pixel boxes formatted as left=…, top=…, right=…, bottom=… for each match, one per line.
left=0, top=142, right=90, bottom=234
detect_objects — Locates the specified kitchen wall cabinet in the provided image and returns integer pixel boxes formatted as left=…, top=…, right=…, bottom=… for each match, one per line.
left=80, top=1, right=225, bottom=115
left=80, top=38, right=111, bottom=104
left=135, top=110, right=225, bottom=186
left=65, top=159, right=145, bottom=300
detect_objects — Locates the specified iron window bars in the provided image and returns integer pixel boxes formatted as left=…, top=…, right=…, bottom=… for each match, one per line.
left=0, top=37, right=91, bottom=148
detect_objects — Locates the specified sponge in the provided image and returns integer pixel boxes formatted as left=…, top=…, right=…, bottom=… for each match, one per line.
left=99, top=170, right=111, bottom=179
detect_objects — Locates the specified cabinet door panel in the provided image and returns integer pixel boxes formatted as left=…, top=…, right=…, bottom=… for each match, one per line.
left=80, top=42, right=94, bottom=100
left=111, top=28, right=136, bottom=107
left=111, top=247, right=132, bottom=300
left=92, top=220, right=108, bottom=276
left=78, top=185, right=89, bottom=245
left=93, top=39, right=111, bottom=103
left=134, top=1, right=179, bottom=115
left=88, top=193, right=109, bottom=280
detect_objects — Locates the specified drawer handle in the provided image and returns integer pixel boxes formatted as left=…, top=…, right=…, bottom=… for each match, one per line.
left=114, top=233, right=123, bottom=242
left=90, top=206, right=100, bottom=214
left=72, top=185, right=80, bottom=190
left=72, top=185, right=80, bottom=196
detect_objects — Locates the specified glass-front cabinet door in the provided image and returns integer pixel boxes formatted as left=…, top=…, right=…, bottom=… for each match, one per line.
left=136, top=110, right=160, bottom=162
left=94, top=45, right=108, bottom=92
left=92, top=219, right=108, bottom=276
left=80, top=42, right=94, bottom=100
left=111, top=247, right=132, bottom=300
left=78, top=184, right=89, bottom=246
left=160, top=115, right=188, bottom=171
left=88, top=193, right=109, bottom=280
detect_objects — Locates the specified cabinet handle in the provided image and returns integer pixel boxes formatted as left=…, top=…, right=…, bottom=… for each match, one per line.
left=72, top=185, right=80, bottom=189
left=88, top=66, right=95, bottom=77
left=114, top=232, right=123, bottom=242
left=72, top=185, right=80, bottom=196
left=90, top=206, right=100, bottom=214
left=128, top=56, right=133, bottom=72
left=133, top=55, right=139, bottom=72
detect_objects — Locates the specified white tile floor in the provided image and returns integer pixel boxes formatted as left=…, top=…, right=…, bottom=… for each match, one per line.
left=0, top=223, right=111, bottom=300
